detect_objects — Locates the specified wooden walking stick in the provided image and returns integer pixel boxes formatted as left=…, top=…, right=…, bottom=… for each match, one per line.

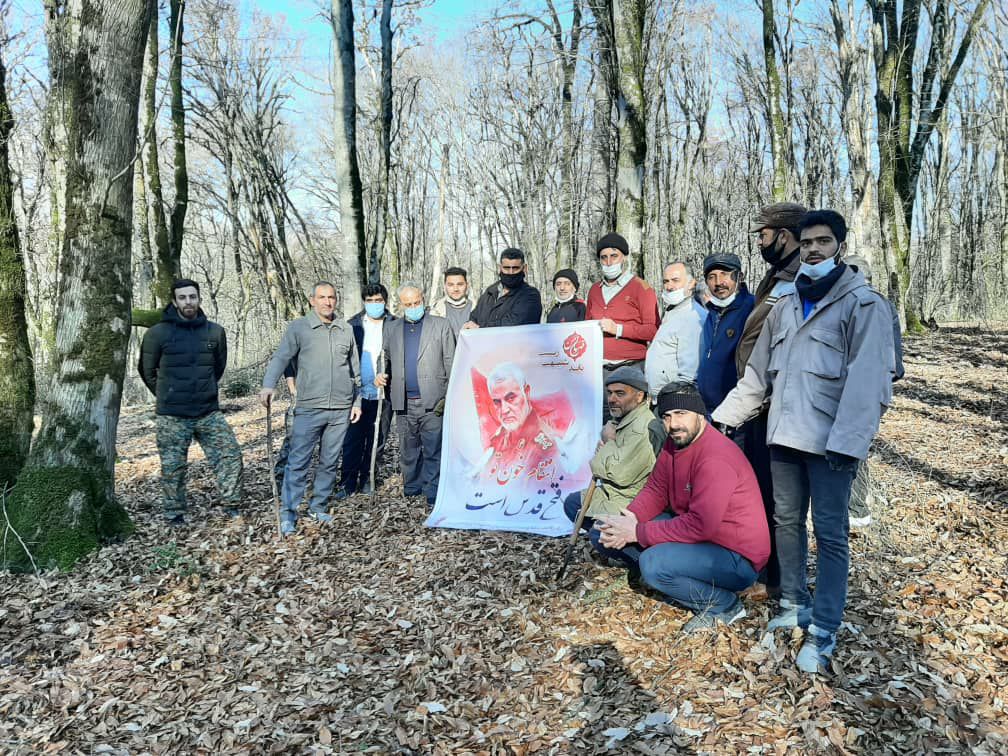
left=265, top=397, right=282, bottom=540
left=368, top=352, right=385, bottom=506
left=556, top=479, right=598, bottom=581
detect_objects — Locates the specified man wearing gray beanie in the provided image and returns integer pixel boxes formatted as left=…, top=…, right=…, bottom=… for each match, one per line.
left=564, top=367, right=665, bottom=541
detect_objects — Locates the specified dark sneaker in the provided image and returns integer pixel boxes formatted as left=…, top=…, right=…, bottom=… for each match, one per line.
left=165, top=514, right=186, bottom=528
left=334, top=488, right=351, bottom=502
left=360, top=482, right=373, bottom=495
left=682, top=598, right=747, bottom=635
left=796, top=624, right=837, bottom=673
left=767, top=599, right=812, bottom=631
left=426, top=497, right=436, bottom=508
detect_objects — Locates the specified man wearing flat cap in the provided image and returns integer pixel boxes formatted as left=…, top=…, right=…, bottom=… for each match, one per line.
left=696, top=253, right=755, bottom=414
left=733, top=201, right=806, bottom=596
left=563, top=366, right=665, bottom=537
left=585, top=232, right=659, bottom=421
left=547, top=268, right=586, bottom=323
left=594, top=383, right=769, bottom=634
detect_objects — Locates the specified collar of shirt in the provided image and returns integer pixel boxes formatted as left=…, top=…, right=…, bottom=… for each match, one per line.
left=601, top=269, right=633, bottom=290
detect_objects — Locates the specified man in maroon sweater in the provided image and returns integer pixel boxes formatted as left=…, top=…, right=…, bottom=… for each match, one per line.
left=596, top=383, right=770, bottom=633
left=585, top=232, right=659, bottom=421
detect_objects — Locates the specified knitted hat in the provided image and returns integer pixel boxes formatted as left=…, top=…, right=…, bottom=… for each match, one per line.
left=702, top=253, right=742, bottom=277
left=656, top=383, right=706, bottom=416
left=552, top=268, right=580, bottom=290
left=749, top=202, right=808, bottom=233
left=604, top=366, right=648, bottom=394
left=596, top=232, right=629, bottom=257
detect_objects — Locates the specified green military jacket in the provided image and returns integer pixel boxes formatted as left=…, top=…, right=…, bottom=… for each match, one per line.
left=587, top=401, right=665, bottom=517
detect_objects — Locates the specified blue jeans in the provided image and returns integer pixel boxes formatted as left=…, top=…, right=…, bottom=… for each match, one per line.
left=281, top=407, right=352, bottom=521
left=564, top=492, right=757, bottom=614
left=770, top=445, right=857, bottom=634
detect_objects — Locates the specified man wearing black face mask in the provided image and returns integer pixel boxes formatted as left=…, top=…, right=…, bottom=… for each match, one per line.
left=730, top=201, right=806, bottom=598
left=464, top=248, right=543, bottom=329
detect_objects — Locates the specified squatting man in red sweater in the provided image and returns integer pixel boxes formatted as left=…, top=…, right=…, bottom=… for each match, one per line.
left=594, top=383, right=770, bottom=634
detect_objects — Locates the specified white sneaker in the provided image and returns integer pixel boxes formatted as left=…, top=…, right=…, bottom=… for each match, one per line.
left=849, top=513, right=872, bottom=528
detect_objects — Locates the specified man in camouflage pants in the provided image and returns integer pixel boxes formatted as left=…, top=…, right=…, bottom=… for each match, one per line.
left=139, top=279, right=244, bottom=526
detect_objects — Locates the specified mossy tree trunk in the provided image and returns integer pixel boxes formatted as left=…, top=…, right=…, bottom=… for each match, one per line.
left=868, top=0, right=991, bottom=330
left=761, top=0, right=790, bottom=202
left=3, top=0, right=151, bottom=572
left=0, top=50, right=34, bottom=490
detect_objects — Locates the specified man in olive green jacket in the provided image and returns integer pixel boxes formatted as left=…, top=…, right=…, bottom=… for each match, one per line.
left=564, top=367, right=665, bottom=528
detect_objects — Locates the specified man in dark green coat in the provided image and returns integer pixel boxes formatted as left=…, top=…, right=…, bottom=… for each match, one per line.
left=139, top=279, right=243, bottom=526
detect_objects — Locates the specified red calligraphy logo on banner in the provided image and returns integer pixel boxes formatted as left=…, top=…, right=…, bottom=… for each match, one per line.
left=563, top=332, right=587, bottom=361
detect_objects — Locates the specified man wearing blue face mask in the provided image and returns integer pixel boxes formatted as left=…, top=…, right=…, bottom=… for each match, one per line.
left=712, top=209, right=896, bottom=674
left=337, top=283, right=398, bottom=499
left=377, top=282, right=456, bottom=507
left=696, top=253, right=755, bottom=414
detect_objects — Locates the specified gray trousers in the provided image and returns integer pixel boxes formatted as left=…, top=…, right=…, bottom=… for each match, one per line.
left=396, top=397, right=443, bottom=499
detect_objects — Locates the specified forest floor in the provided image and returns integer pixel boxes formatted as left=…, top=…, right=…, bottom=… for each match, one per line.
left=2, top=325, right=1007, bottom=755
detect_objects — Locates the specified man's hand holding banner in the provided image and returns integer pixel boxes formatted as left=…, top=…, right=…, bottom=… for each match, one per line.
left=427, top=322, right=603, bottom=537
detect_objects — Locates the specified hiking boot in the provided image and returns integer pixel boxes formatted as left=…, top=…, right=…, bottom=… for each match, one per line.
left=682, top=598, right=746, bottom=635
left=767, top=599, right=812, bottom=631
left=165, top=514, right=186, bottom=528
left=309, top=510, right=333, bottom=524
left=796, top=624, right=837, bottom=673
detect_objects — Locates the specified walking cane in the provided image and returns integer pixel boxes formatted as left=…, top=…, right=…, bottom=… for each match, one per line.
left=265, top=397, right=282, bottom=540
left=368, top=352, right=385, bottom=506
left=556, top=479, right=598, bottom=582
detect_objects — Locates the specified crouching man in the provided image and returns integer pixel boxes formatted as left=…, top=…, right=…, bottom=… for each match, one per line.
left=595, top=383, right=769, bottom=634
left=563, top=367, right=665, bottom=535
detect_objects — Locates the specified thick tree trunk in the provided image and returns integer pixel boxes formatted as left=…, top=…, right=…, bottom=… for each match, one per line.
left=611, top=0, right=647, bottom=261
left=4, top=0, right=149, bottom=572
left=431, top=143, right=449, bottom=297
left=0, top=51, right=34, bottom=490
left=587, top=0, right=615, bottom=251
left=330, top=0, right=368, bottom=317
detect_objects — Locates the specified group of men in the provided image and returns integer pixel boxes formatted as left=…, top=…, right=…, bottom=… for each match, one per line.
left=139, top=202, right=898, bottom=674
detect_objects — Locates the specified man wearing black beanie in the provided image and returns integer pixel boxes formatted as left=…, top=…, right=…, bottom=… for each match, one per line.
left=585, top=232, right=658, bottom=420
left=547, top=268, right=586, bottom=323
left=592, top=381, right=769, bottom=634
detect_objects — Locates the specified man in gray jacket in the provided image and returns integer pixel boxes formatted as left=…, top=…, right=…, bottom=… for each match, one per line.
left=260, top=281, right=362, bottom=535
left=645, top=261, right=706, bottom=398
left=377, top=282, right=456, bottom=507
left=712, top=210, right=895, bottom=674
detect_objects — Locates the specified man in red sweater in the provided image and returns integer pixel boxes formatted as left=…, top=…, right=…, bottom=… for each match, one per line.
left=585, top=232, right=658, bottom=420
left=596, top=383, right=770, bottom=633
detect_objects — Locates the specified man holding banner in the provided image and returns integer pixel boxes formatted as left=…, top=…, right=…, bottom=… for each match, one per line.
left=563, top=367, right=665, bottom=550
left=596, top=383, right=769, bottom=634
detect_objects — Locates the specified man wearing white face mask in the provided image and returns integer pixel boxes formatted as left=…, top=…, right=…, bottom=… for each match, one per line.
left=712, top=209, right=896, bottom=674
left=645, top=261, right=706, bottom=398
left=696, top=253, right=755, bottom=415
left=585, top=232, right=659, bottom=421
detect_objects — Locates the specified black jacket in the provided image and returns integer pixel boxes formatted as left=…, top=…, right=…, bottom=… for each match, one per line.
left=348, top=310, right=397, bottom=399
left=546, top=298, right=586, bottom=323
left=139, top=305, right=227, bottom=418
left=471, top=280, right=543, bottom=327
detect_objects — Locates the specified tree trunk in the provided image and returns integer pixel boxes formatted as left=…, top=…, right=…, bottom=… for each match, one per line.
left=762, top=0, right=790, bottom=201
left=611, top=0, right=647, bottom=261
left=367, top=0, right=393, bottom=286
left=143, top=10, right=175, bottom=305
left=4, top=0, right=149, bottom=572
left=168, top=0, right=188, bottom=268
left=0, top=51, right=34, bottom=490
left=431, top=143, right=449, bottom=297
left=587, top=0, right=615, bottom=252
left=330, top=0, right=367, bottom=317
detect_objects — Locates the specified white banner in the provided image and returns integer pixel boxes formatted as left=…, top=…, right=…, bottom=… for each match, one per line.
left=426, top=322, right=603, bottom=537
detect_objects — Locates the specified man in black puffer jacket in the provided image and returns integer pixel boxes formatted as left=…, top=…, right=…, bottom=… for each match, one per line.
left=139, top=279, right=243, bottom=526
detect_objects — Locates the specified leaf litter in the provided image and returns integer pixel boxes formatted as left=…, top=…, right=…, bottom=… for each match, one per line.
left=1, top=326, right=1007, bottom=753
